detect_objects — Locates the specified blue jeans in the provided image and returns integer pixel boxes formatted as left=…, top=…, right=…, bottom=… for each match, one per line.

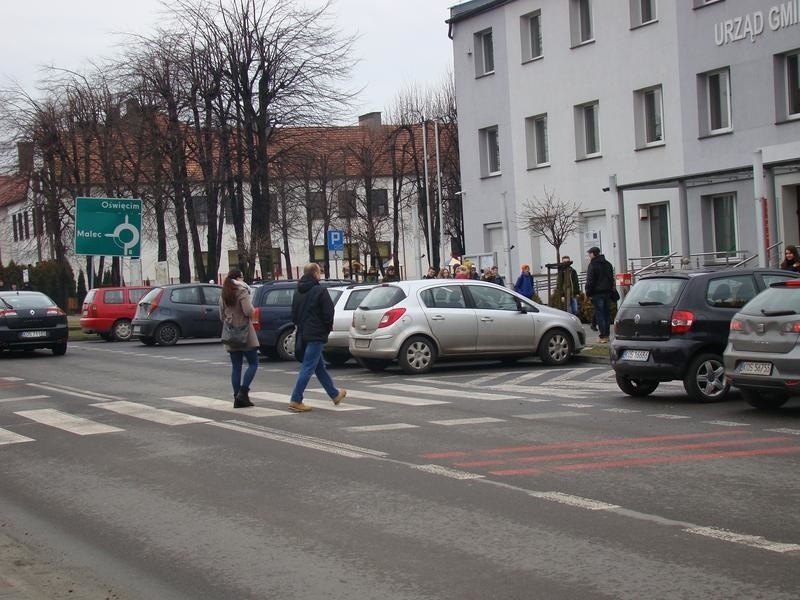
left=291, top=341, right=339, bottom=402
left=229, top=348, right=259, bottom=395
left=591, top=293, right=611, bottom=338
left=568, top=296, right=578, bottom=315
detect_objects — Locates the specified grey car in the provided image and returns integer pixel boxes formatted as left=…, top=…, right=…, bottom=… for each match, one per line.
left=349, top=280, right=585, bottom=374
left=724, top=279, right=800, bottom=409
left=323, top=283, right=376, bottom=365
left=132, top=283, right=223, bottom=346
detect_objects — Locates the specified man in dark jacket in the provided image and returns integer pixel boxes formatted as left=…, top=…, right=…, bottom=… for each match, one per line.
left=289, top=263, right=346, bottom=412
left=585, top=247, right=615, bottom=343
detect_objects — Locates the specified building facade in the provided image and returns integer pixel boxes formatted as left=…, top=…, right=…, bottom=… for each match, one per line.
left=448, top=0, right=800, bottom=281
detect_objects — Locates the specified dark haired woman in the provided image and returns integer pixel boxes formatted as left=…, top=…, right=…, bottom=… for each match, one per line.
left=780, top=245, right=800, bottom=272
left=219, top=269, right=259, bottom=407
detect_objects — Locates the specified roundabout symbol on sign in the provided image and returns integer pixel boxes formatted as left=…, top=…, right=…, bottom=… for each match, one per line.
left=104, top=215, right=140, bottom=256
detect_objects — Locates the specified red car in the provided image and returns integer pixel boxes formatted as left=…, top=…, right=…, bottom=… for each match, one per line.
left=80, top=286, right=151, bottom=341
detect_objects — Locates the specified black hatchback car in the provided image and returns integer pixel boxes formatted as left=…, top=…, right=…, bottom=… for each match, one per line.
left=610, top=268, right=799, bottom=402
left=132, top=283, right=222, bottom=346
left=0, top=291, right=68, bottom=355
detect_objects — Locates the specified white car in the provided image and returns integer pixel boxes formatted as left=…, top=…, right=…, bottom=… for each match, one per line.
left=323, top=283, right=376, bottom=365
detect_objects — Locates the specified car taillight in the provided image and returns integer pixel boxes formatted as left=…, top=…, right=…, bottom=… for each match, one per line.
left=352, top=313, right=356, bottom=328
left=252, top=307, right=261, bottom=331
left=46, top=308, right=66, bottom=316
left=378, top=307, right=406, bottom=328
left=781, top=321, right=800, bottom=333
left=729, top=319, right=743, bottom=331
left=0, top=309, right=17, bottom=317
left=670, top=310, right=694, bottom=334
left=147, top=290, right=163, bottom=316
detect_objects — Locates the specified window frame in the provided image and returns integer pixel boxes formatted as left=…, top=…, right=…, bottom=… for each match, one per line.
left=574, top=101, right=601, bottom=160
left=630, top=0, right=657, bottom=28
left=634, top=85, right=665, bottom=148
left=784, top=50, right=800, bottom=120
left=479, top=125, right=501, bottom=177
left=474, top=28, right=495, bottom=77
left=525, top=113, right=550, bottom=169
left=521, top=10, right=543, bottom=63
left=710, top=193, right=738, bottom=262
left=570, top=0, right=594, bottom=47
left=646, top=203, right=671, bottom=257
left=699, top=67, right=732, bottom=136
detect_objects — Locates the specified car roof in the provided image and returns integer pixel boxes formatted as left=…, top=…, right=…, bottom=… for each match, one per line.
left=154, top=283, right=221, bottom=289
left=638, top=268, right=798, bottom=282
left=0, top=290, right=49, bottom=297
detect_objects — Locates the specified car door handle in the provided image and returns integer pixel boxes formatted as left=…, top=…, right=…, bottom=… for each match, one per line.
left=431, top=315, right=445, bottom=320
left=480, top=317, right=493, bottom=322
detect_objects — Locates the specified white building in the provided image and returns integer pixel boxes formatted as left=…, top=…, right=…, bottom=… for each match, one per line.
left=448, top=0, right=800, bottom=280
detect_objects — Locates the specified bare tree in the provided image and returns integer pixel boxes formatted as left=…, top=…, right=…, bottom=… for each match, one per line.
left=519, top=188, right=582, bottom=262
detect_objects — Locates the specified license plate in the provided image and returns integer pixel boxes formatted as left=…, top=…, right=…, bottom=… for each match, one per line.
left=133, top=326, right=141, bottom=334
left=738, top=361, right=772, bottom=376
left=354, top=339, right=370, bottom=348
left=19, top=331, right=47, bottom=339
left=621, top=350, right=650, bottom=362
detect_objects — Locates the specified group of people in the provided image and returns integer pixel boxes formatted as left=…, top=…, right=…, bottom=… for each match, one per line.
left=219, top=263, right=345, bottom=412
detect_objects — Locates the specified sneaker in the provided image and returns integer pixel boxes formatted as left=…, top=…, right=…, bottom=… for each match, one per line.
left=598, top=337, right=609, bottom=344
left=288, top=401, right=312, bottom=412
left=332, top=389, right=347, bottom=406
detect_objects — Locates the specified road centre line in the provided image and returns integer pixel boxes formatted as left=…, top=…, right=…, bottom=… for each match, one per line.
left=0, top=377, right=24, bottom=382
left=413, top=465, right=485, bottom=480
left=0, top=395, right=50, bottom=403
left=0, top=428, right=35, bottom=445
left=15, top=409, right=124, bottom=435
left=528, top=491, right=619, bottom=511
left=384, top=383, right=518, bottom=401
left=602, top=408, right=641, bottom=413
left=685, top=527, right=800, bottom=553
left=92, top=401, right=212, bottom=426
left=28, top=383, right=123, bottom=402
left=704, top=420, right=750, bottom=427
left=765, top=428, right=800, bottom=435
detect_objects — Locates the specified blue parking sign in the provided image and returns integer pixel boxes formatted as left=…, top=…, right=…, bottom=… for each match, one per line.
left=327, top=230, right=345, bottom=252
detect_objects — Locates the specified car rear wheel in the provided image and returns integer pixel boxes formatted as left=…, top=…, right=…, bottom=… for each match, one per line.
left=276, top=328, right=296, bottom=361
left=615, top=375, right=659, bottom=397
left=51, top=343, right=67, bottom=356
left=399, top=336, right=436, bottom=374
left=112, top=319, right=133, bottom=342
left=155, top=323, right=180, bottom=346
left=740, top=388, right=789, bottom=409
left=684, top=353, right=729, bottom=402
left=538, top=329, right=573, bottom=366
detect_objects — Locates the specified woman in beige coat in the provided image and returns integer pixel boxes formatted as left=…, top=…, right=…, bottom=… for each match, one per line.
left=219, top=268, right=259, bottom=408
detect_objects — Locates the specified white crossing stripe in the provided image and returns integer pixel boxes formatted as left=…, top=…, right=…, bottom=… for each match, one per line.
left=384, top=383, right=518, bottom=401
left=0, top=428, right=34, bottom=445
left=1, top=377, right=24, bottom=381
left=513, top=411, right=589, bottom=420
left=165, top=396, right=292, bottom=417
left=15, top=409, right=124, bottom=435
left=703, top=420, right=749, bottom=427
left=0, top=395, right=49, bottom=403
left=685, top=527, right=800, bottom=554
left=467, top=371, right=516, bottom=386
left=765, top=428, right=800, bottom=436
left=250, top=391, right=372, bottom=411
left=649, top=413, right=692, bottom=420
left=489, top=384, right=593, bottom=398
left=587, top=369, right=616, bottom=382
left=602, top=408, right=641, bottom=414
left=545, top=367, right=597, bottom=383
left=497, top=370, right=552, bottom=387
left=29, top=383, right=123, bottom=402
left=561, top=402, right=594, bottom=408
left=345, top=423, right=419, bottom=432
left=428, top=417, right=505, bottom=426
left=92, top=401, right=212, bottom=426
left=310, top=388, right=446, bottom=407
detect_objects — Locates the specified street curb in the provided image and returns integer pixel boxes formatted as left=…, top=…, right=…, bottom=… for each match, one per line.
left=574, top=354, right=611, bottom=365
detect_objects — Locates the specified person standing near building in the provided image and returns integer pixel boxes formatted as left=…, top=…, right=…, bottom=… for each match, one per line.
left=513, top=264, right=535, bottom=300
left=780, top=245, right=800, bottom=272
left=219, top=268, right=259, bottom=408
left=491, top=265, right=505, bottom=287
left=555, top=255, right=580, bottom=315
left=289, top=263, right=346, bottom=412
left=423, top=266, right=437, bottom=279
left=585, top=247, right=615, bottom=343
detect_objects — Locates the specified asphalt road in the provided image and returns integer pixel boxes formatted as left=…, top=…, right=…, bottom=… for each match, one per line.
left=0, top=339, right=798, bottom=599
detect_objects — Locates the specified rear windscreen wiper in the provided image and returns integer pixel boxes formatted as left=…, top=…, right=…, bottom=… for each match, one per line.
left=638, top=301, right=664, bottom=306
left=761, top=309, right=797, bottom=317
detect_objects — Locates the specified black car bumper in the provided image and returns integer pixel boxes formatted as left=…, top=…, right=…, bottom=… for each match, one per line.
left=131, top=319, right=158, bottom=338
left=0, top=325, right=68, bottom=349
left=610, top=338, right=703, bottom=381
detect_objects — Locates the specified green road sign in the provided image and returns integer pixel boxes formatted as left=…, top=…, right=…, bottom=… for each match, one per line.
left=74, top=197, right=142, bottom=257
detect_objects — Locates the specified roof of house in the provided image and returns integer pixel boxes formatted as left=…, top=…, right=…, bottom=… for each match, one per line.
left=0, top=175, right=28, bottom=208
left=447, top=0, right=515, bottom=24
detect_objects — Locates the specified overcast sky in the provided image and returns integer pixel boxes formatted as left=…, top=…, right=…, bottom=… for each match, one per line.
left=0, top=0, right=460, bottom=123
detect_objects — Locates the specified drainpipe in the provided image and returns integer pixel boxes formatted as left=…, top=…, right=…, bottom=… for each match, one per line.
left=754, top=150, right=767, bottom=267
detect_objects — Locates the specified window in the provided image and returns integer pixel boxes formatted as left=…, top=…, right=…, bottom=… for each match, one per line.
left=369, top=189, right=389, bottom=217
left=521, top=11, right=543, bottom=62
left=129, top=289, right=148, bottom=303
left=202, top=286, right=221, bottom=306
left=574, top=101, right=600, bottom=159
left=338, top=190, right=356, bottom=218
left=262, top=289, right=294, bottom=307
left=570, top=0, right=594, bottom=46
left=710, top=193, right=737, bottom=260
left=699, top=68, right=731, bottom=135
left=645, top=204, right=670, bottom=257
left=12, top=214, right=18, bottom=242
left=344, top=289, right=371, bottom=311
left=103, top=290, right=124, bottom=304
left=170, top=286, right=201, bottom=304
left=192, top=196, right=208, bottom=226
left=479, top=126, right=501, bottom=176
left=474, top=29, right=495, bottom=77
left=706, top=276, right=756, bottom=309
left=308, top=191, right=326, bottom=220
left=630, top=0, right=656, bottom=27
left=468, top=285, right=520, bottom=311
left=420, top=285, right=468, bottom=309
left=525, top=113, right=549, bottom=168
left=776, top=50, right=800, bottom=122
left=634, top=85, right=664, bottom=148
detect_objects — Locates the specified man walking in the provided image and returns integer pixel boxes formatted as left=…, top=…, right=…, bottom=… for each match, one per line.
left=289, top=263, right=346, bottom=412
left=585, top=247, right=614, bottom=343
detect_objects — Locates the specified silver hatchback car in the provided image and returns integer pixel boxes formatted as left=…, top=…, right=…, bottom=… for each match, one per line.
left=349, top=280, right=585, bottom=374
left=323, top=283, right=376, bottom=365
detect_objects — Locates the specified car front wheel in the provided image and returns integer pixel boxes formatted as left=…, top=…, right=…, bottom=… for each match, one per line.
left=51, top=343, right=67, bottom=356
left=155, top=323, right=180, bottom=346
left=276, top=328, right=296, bottom=361
left=538, top=329, right=573, bottom=366
left=684, top=353, right=729, bottom=402
left=615, top=375, right=659, bottom=397
left=740, top=388, right=789, bottom=409
left=399, top=336, right=436, bottom=374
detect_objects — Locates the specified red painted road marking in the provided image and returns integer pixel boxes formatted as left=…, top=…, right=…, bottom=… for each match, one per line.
left=420, top=430, right=746, bottom=460
left=454, top=436, right=792, bottom=468
left=489, top=445, right=800, bottom=476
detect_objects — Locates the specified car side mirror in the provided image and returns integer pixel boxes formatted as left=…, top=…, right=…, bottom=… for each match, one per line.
left=518, top=303, right=528, bottom=314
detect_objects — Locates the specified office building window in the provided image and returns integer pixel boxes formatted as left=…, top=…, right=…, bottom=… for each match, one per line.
left=338, top=190, right=356, bottom=218
left=634, top=85, right=664, bottom=148
left=479, top=126, right=501, bottom=176
left=710, top=193, right=737, bottom=259
left=474, top=29, right=495, bottom=77
left=570, top=0, right=593, bottom=46
left=370, top=189, right=389, bottom=217
left=521, top=11, right=543, bottom=62
left=574, top=101, right=600, bottom=159
left=192, top=196, right=208, bottom=226
left=777, top=50, right=800, bottom=120
left=699, top=68, right=731, bottom=135
left=308, top=191, right=326, bottom=220
left=646, top=204, right=670, bottom=257
left=630, top=0, right=657, bottom=27
left=525, top=113, right=549, bottom=168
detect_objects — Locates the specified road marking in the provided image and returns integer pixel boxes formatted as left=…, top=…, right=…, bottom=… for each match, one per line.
left=587, top=370, right=615, bottom=382
left=502, top=371, right=553, bottom=387
left=528, top=491, right=619, bottom=510
left=513, top=411, right=589, bottom=420
left=15, top=409, right=123, bottom=435
left=1, top=377, right=24, bottom=382
left=210, top=421, right=388, bottom=458
left=0, top=428, right=34, bottom=445
left=602, top=408, right=641, bottom=413
left=29, top=383, right=124, bottom=402
left=0, top=395, right=50, bottom=403
left=684, top=527, right=800, bottom=553
left=649, top=413, right=692, bottom=420
left=384, top=383, right=518, bottom=401
left=428, top=417, right=505, bottom=426
left=412, top=465, right=484, bottom=480
left=92, top=401, right=212, bottom=426
left=322, top=388, right=447, bottom=406
left=545, top=367, right=597, bottom=383
left=703, top=420, right=749, bottom=427
left=490, top=384, right=593, bottom=398
left=561, top=402, right=594, bottom=408
left=466, top=371, right=516, bottom=386
left=345, top=423, right=419, bottom=432
left=765, top=428, right=800, bottom=436
left=250, top=391, right=372, bottom=411
left=165, top=395, right=291, bottom=417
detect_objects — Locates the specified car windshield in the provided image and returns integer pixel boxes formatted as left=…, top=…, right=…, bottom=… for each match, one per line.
left=359, top=285, right=406, bottom=310
left=622, top=279, right=683, bottom=306
left=0, top=292, right=56, bottom=309
left=739, top=287, right=800, bottom=316
left=140, top=288, right=163, bottom=303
